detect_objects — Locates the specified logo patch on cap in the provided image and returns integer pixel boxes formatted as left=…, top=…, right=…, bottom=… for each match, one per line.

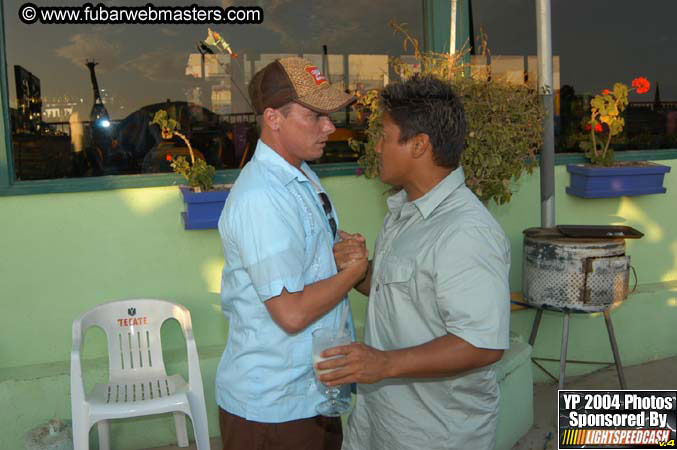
left=304, top=65, right=328, bottom=86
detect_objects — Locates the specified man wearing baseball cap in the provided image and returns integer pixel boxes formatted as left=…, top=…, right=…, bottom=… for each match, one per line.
left=215, top=57, right=367, bottom=450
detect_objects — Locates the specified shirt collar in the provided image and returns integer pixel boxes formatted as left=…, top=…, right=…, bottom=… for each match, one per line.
left=253, top=140, right=311, bottom=186
left=386, top=167, right=466, bottom=219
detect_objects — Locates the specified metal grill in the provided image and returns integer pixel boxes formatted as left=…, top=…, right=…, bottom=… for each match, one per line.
left=522, top=228, right=630, bottom=312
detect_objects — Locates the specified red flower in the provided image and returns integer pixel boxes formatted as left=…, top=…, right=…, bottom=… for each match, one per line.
left=231, top=52, right=238, bottom=59
left=166, top=154, right=173, bottom=161
left=585, top=123, right=603, bottom=133
left=603, top=89, right=610, bottom=95
left=632, top=77, right=650, bottom=94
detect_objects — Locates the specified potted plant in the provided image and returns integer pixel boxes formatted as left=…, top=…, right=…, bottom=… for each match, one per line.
left=566, top=77, right=671, bottom=198
left=349, top=23, right=544, bottom=205
left=151, top=109, right=230, bottom=230
left=149, top=29, right=243, bottom=230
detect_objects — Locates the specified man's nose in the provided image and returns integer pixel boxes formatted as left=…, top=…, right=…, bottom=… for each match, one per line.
left=321, top=116, right=336, bottom=134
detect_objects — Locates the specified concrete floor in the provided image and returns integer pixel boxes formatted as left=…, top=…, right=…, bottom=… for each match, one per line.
left=512, top=355, right=677, bottom=450
left=146, top=356, right=677, bottom=450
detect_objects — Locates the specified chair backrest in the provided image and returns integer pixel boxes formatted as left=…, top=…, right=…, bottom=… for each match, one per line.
left=75, top=299, right=191, bottom=382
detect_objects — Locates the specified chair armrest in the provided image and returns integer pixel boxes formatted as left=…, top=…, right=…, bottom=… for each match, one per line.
left=71, top=319, right=82, bottom=355
left=176, top=305, right=205, bottom=389
left=184, top=329, right=204, bottom=386
left=70, top=319, right=86, bottom=401
left=70, top=350, right=83, bottom=381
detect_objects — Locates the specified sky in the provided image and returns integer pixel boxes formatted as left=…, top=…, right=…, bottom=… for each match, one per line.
left=3, top=0, right=674, bottom=122
left=472, top=0, right=676, bottom=101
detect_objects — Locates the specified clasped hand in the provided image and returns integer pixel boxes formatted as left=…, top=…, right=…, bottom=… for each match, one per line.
left=334, top=230, right=368, bottom=273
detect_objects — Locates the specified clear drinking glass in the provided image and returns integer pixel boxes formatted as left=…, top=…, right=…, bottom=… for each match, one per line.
left=311, top=326, right=352, bottom=416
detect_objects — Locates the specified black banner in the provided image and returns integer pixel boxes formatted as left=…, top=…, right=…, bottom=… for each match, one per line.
left=559, top=390, right=676, bottom=448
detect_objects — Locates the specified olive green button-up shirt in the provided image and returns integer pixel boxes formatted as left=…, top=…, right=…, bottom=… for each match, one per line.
left=342, top=167, right=511, bottom=450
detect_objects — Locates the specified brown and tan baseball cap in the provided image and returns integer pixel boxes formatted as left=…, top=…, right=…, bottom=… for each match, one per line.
left=248, top=57, right=355, bottom=115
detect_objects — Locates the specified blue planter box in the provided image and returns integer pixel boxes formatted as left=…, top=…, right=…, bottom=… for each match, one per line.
left=566, top=163, right=671, bottom=198
left=179, top=185, right=231, bottom=230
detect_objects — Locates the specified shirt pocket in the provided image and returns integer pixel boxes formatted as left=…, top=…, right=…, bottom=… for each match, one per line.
left=379, top=255, right=415, bottom=297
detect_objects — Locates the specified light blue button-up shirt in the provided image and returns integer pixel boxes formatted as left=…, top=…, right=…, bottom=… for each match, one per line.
left=216, top=140, right=354, bottom=422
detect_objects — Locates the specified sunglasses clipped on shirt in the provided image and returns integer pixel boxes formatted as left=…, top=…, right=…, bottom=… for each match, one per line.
left=318, top=192, right=338, bottom=240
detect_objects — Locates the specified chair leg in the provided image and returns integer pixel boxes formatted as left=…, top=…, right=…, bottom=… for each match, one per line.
left=72, top=416, right=90, bottom=450
left=187, top=395, right=212, bottom=450
left=97, top=420, right=111, bottom=450
left=604, top=310, right=627, bottom=389
left=174, top=412, right=189, bottom=447
left=558, top=312, right=570, bottom=390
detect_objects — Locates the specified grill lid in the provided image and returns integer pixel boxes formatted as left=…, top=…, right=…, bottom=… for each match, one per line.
left=523, top=226, right=643, bottom=240
left=557, top=225, right=643, bottom=239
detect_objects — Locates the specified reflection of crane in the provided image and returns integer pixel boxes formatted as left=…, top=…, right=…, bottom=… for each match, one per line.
left=86, top=59, right=113, bottom=169
left=86, top=60, right=110, bottom=128
left=196, top=41, right=214, bottom=109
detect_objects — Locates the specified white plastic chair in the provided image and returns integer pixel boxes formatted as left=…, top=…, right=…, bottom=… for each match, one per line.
left=70, top=299, right=211, bottom=450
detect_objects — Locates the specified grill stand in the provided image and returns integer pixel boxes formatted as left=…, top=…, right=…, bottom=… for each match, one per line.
left=526, top=306, right=626, bottom=389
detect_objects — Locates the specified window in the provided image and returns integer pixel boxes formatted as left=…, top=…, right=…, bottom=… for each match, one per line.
left=2, top=0, right=424, bottom=184
left=471, top=0, right=676, bottom=153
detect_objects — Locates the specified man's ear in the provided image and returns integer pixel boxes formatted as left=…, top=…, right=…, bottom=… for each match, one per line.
left=262, top=107, right=280, bottom=131
left=411, top=133, right=431, bottom=159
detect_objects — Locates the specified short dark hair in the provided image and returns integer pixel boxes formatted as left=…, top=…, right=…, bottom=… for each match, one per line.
left=380, top=74, right=467, bottom=168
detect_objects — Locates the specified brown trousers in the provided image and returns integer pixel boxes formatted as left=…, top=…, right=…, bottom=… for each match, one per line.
left=219, top=408, right=342, bottom=450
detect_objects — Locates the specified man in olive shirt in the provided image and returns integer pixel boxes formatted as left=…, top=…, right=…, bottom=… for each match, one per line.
left=319, top=75, right=511, bottom=450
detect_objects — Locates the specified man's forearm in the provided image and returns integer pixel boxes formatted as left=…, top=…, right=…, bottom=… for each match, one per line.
left=265, top=264, right=364, bottom=334
left=354, top=260, right=372, bottom=296
left=318, top=332, right=504, bottom=386
left=383, top=334, right=504, bottom=379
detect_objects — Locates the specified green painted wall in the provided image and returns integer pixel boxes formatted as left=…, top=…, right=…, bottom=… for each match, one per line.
left=1, top=162, right=676, bottom=370
left=1, top=162, right=676, bottom=448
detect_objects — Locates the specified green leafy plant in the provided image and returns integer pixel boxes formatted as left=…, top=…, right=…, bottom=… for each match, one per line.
left=151, top=109, right=215, bottom=192
left=579, top=77, right=651, bottom=166
left=349, top=23, right=544, bottom=204
left=147, top=29, right=243, bottom=191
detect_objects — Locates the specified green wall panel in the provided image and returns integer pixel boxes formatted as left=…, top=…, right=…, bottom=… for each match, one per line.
left=1, top=161, right=676, bottom=371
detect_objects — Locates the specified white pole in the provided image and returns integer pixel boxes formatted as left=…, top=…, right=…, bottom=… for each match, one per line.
left=536, top=0, right=555, bottom=228
left=450, top=0, right=457, bottom=54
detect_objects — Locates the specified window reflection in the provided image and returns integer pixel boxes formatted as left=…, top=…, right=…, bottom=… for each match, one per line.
left=472, top=0, right=677, bottom=154
left=4, top=0, right=422, bottom=180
